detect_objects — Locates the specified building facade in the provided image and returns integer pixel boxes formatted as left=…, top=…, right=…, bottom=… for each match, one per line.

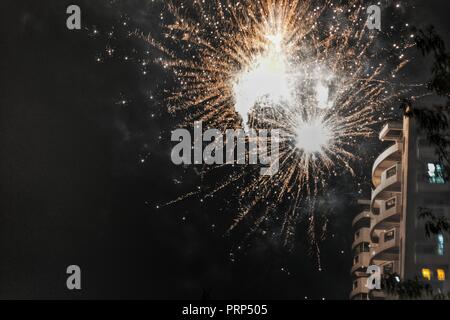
left=350, top=116, right=450, bottom=300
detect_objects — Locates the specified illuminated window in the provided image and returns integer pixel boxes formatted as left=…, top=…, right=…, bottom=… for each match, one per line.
left=437, top=269, right=446, bottom=281
left=422, top=268, right=432, bottom=280
left=437, top=234, right=445, bottom=256
left=427, top=163, right=446, bottom=184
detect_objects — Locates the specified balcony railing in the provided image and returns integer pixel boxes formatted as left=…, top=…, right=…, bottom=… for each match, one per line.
left=370, top=227, right=400, bottom=264
left=351, top=251, right=371, bottom=274
left=370, top=289, right=386, bottom=300
left=371, top=164, right=402, bottom=208
left=352, top=210, right=371, bottom=228
left=372, top=143, right=402, bottom=188
left=353, top=228, right=371, bottom=250
left=370, top=195, right=402, bottom=241
left=350, top=277, right=370, bottom=300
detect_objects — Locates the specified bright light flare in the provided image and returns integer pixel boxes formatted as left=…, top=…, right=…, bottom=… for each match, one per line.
left=295, top=116, right=333, bottom=154
left=232, top=32, right=292, bottom=128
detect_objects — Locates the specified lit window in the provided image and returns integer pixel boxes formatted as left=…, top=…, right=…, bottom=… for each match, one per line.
left=422, top=268, right=432, bottom=280
left=437, top=269, right=446, bottom=281
left=437, top=234, right=445, bottom=256
left=427, top=163, right=446, bottom=184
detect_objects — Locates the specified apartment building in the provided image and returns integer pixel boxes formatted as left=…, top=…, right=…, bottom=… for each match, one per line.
left=350, top=116, right=450, bottom=300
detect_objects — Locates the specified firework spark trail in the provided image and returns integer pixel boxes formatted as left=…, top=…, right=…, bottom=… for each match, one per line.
left=145, top=0, right=413, bottom=258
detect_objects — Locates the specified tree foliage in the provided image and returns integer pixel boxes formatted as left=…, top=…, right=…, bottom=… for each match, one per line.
left=400, top=26, right=450, bottom=180
left=383, top=26, right=450, bottom=300
left=382, top=273, right=433, bottom=300
left=418, top=207, right=450, bottom=238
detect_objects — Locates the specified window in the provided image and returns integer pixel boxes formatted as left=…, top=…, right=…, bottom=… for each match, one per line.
left=437, top=234, right=445, bottom=256
left=384, top=229, right=395, bottom=242
left=386, top=166, right=397, bottom=179
left=362, top=242, right=370, bottom=252
left=385, top=198, right=396, bottom=210
left=383, top=262, right=394, bottom=275
left=427, top=163, right=446, bottom=184
left=372, top=207, right=380, bottom=215
left=422, top=268, right=432, bottom=281
left=354, top=242, right=370, bottom=255
left=437, top=269, right=446, bottom=281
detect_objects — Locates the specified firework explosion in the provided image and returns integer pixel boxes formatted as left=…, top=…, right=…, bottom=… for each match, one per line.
left=142, top=0, right=412, bottom=258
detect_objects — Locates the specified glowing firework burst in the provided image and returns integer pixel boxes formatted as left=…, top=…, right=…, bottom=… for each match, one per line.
left=144, top=0, right=411, bottom=257
left=294, top=116, right=333, bottom=154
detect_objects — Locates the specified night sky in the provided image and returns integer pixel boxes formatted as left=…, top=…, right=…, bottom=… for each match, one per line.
left=1, top=0, right=449, bottom=299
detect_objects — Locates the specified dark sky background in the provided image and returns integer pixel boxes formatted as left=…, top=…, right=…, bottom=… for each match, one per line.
left=0, top=0, right=449, bottom=299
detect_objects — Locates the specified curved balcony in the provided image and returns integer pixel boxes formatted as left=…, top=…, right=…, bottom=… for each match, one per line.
left=352, top=210, right=371, bottom=228
left=372, top=143, right=402, bottom=188
left=371, top=164, right=402, bottom=209
left=370, top=228, right=400, bottom=264
left=351, top=251, right=371, bottom=275
left=370, top=290, right=386, bottom=300
left=352, top=228, right=371, bottom=250
left=379, top=122, right=403, bottom=142
left=350, top=277, right=369, bottom=300
left=370, top=195, right=401, bottom=242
